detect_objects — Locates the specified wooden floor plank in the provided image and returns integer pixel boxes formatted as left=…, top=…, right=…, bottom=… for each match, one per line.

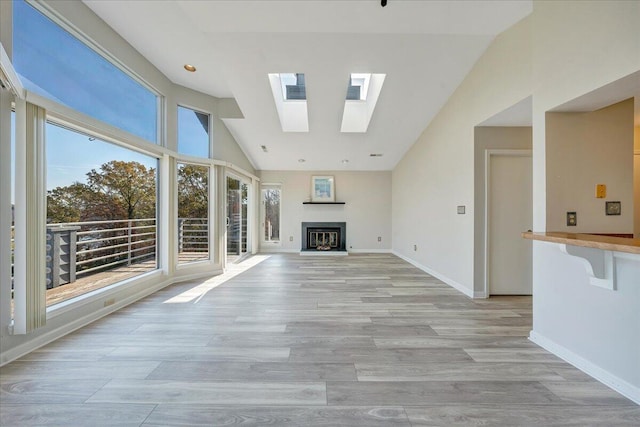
left=0, top=403, right=156, bottom=427
left=86, top=380, right=327, bottom=405
left=142, top=405, right=410, bottom=426
left=404, top=405, right=640, bottom=426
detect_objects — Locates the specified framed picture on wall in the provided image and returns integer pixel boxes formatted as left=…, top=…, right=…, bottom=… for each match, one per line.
left=311, top=176, right=335, bottom=202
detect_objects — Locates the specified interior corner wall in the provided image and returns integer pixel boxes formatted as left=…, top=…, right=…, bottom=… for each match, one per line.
left=473, top=127, right=532, bottom=295
left=258, top=171, right=391, bottom=253
left=392, top=17, right=532, bottom=294
left=545, top=99, right=634, bottom=234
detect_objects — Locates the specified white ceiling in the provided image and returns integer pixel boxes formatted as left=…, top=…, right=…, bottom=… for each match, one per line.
left=84, top=0, right=532, bottom=171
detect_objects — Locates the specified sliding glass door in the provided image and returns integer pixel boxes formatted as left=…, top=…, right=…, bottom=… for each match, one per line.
left=226, top=176, right=250, bottom=263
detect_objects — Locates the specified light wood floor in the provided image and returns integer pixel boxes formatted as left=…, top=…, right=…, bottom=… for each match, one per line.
left=2, top=253, right=638, bottom=426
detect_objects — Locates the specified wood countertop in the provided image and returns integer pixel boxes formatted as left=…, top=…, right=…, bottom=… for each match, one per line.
left=522, top=232, right=640, bottom=255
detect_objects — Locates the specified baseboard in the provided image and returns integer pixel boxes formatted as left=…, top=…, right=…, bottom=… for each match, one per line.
left=392, top=250, right=474, bottom=298
left=259, top=248, right=392, bottom=255
left=258, top=248, right=299, bottom=253
left=529, top=330, right=640, bottom=405
left=474, top=291, right=488, bottom=298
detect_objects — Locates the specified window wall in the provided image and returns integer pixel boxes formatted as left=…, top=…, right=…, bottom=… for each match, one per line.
left=177, top=163, right=210, bottom=264
left=12, top=0, right=159, bottom=143
left=178, top=106, right=210, bottom=158
left=9, top=110, right=16, bottom=319
left=0, top=0, right=255, bottom=355
left=45, top=122, right=158, bottom=306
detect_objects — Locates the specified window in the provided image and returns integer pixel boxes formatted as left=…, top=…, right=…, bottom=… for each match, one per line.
left=280, top=73, right=306, bottom=100
left=262, top=186, right=281, bottom=243
left=13, top=1, right=158, bottom=142
left=346, top=73, right=370, bottom=101
left=45, top=122, right=158, bottom=306
left=178, top=106, right=210, bottom=158
left=10, top=110, right=16, bottom=319
left=177, top=163, right=209, bottom=264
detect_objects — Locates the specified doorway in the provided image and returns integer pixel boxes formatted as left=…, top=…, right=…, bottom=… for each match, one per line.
left=486, top=150, right=532, bottom=295
left=226, top=175, right=249, bottom=264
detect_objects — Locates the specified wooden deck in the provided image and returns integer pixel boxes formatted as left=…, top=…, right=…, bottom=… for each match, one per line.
left=46, top=253, right=209, bottom=306
left=2, top=253, right=638, bottom=426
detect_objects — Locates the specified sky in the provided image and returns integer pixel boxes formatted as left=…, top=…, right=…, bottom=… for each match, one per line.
left=10, top=1, right=210, bottom=199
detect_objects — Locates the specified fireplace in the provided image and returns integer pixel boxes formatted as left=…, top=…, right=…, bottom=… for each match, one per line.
left=301, top=222, right=346, bottom=252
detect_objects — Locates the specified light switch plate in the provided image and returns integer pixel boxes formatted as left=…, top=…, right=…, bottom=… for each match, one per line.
left=595, top=184, right=606, bottom=198
left=457, top=205, right=465, bottom=214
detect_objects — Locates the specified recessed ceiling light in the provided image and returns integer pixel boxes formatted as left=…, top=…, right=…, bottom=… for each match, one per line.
left=369, top=153, right=383, bottom=157
left=261, top=145, right=268, bottom=152
left=298, top=159, right=306, bottom=163
left=184, top=64, right=196, bottom=72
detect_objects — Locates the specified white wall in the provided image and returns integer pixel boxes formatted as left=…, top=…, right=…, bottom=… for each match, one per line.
left=530, top=0, right=640, bottom=402
left=546, top=99, right=634, bottom=233
left=258, top=171, right=391, bottom=252
left=473, top=127, right=532, bottom=295
left=392, top=17, right=532, bottom=295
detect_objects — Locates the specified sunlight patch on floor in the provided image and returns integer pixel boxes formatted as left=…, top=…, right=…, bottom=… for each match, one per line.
left=163, top=255, right=271, bottom=304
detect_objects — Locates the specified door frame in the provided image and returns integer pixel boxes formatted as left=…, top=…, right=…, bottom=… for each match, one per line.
left=484, top=149, right=532, bottom=297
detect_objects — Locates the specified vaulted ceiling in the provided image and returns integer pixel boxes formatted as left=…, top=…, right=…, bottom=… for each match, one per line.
left=84, top=0, right=532, bottom=171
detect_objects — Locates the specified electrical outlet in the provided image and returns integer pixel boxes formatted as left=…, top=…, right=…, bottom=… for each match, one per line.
left=289, top=236, right=293, bottom=242
left=414, top=244, right=417, bottom=251
left=377, top=236, right=382, bottom=242
left=567, top=211, right=577, bottom=226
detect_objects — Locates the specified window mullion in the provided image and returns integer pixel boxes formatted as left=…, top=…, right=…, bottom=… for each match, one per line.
left=13, top=100, right=47, bottom=334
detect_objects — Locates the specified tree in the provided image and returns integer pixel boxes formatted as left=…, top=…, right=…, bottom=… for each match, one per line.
left=47, top=161, right=155, bottom=223
left=178, top=164, right=208, bottom=218
left=47, top=182, right=127, bottom=223
left=86, top=160, right=156, bottom=219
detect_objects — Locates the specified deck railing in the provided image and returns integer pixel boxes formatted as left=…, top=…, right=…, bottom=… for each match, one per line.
left=42, top=218, right=208, bottom=289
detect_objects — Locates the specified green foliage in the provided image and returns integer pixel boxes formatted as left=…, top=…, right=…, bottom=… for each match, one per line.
left=47, top=161, right=156, bottom=223
left=87, top=160, right=156, bottom=219
left=178, top=164, right=209, bottom=219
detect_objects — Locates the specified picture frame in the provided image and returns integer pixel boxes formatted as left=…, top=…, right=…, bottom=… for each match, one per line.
left=605, top=201, right=621, bottom=216
left=311, top=176, right=335, bottom=202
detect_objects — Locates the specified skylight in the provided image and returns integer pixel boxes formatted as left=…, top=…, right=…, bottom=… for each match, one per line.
left=346, top=73, right=370, bottom=101
left=341, top=73, right=385, bottom=133
left=268, top=73, right=309, bottom=132
left=280, top=73, right=306, bottom=100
